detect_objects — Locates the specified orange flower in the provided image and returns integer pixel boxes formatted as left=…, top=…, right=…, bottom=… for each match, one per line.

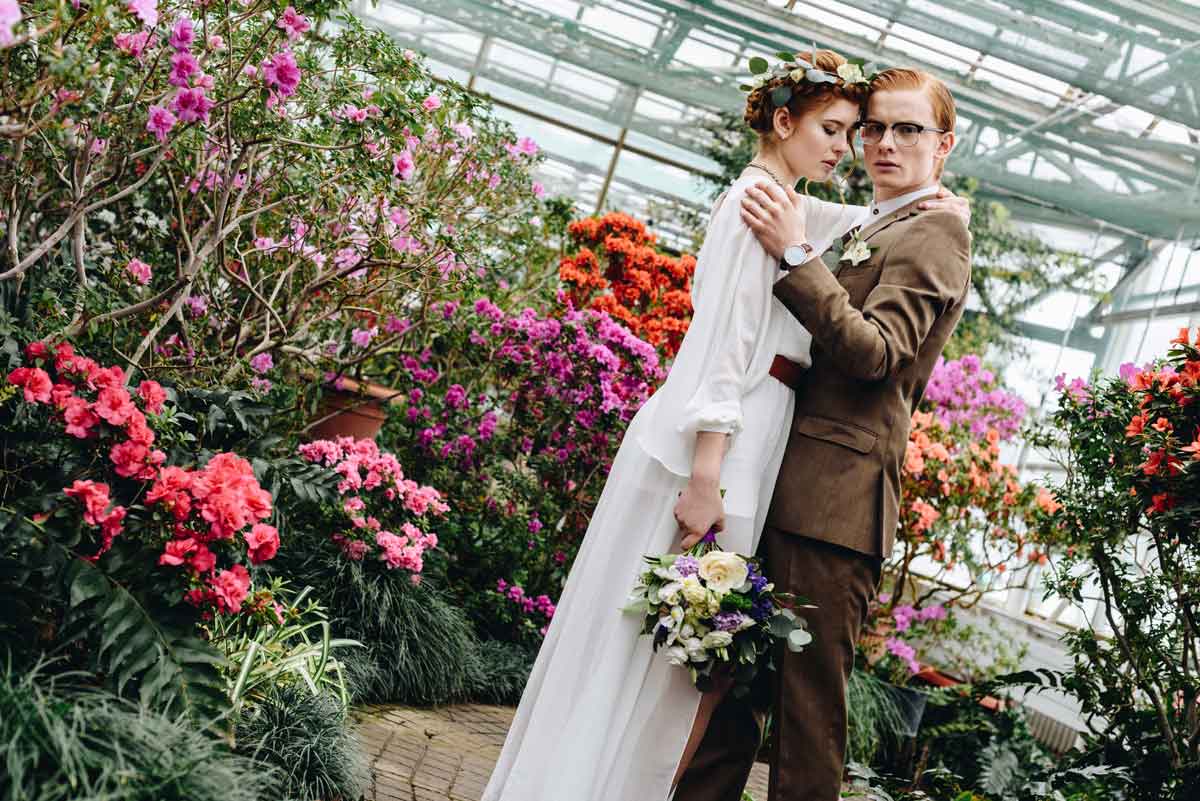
left=985, top=429, right=1000, bottom=445
left=1140, top=448, right=1183, bottom=477
left=1171, top=326, right=1191, bottom=346
left=1151, top=417, right=1173, bottom=434
left=1035, top=488, right=1062, bottom=515
left=1182, top=435, right=1200, bottom=461
left=1125, top=414, right=1146, bottom=438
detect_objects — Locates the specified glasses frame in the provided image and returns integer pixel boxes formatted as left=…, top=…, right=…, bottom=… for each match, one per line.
left=855, top=120, right=948, bottom=148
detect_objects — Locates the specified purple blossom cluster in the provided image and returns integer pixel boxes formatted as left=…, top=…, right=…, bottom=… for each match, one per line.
left=923, top=355, right=1027, bottom=441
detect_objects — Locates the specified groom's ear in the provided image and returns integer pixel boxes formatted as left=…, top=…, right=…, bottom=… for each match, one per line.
left=936, top=131, right=956, bottom=161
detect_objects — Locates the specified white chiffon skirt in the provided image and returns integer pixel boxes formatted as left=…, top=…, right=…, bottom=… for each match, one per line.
left=481, top=377, right=793, bottom=801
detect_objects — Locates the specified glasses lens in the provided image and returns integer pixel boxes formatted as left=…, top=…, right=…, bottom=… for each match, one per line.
left=894, top=123, right=921, bottom=147
left=860, top=122, right=885, bottom=143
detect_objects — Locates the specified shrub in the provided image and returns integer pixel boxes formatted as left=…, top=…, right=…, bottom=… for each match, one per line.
left=235, top=683, right=365, bottom=801
left=0, top=661, right=276, bottom=801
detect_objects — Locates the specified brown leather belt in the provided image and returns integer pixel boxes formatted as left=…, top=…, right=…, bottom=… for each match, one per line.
left=769, top=354, right=804, bottom=391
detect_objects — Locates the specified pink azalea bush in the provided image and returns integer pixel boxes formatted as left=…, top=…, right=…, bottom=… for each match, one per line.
left=295, top=436, right=447, bottom=578
left=1, top=1, right=548, bottom=394
left=6, top=341, right=280, bottom=617
left=377, top=298, right=663, bottom=641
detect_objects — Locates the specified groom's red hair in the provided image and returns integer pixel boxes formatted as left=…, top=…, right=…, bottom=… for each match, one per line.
left=868, top=68, right=956, bottom=178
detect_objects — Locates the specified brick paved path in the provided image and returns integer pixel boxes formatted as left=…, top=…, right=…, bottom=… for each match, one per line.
left=354, top=704, right=772, bottom=801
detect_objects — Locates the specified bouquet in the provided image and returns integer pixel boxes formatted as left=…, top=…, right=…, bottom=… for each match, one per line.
left=623, top=529, right=814, bottom=694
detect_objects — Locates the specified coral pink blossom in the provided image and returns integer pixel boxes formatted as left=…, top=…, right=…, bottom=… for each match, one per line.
left=211, top=564, right=251, bottom=613
left=64, top=479, right=112, bottom=525
left=146, top=465, right=194, bottom=520
left=159, top=537, right=197, bottom=566
left=63, top=397, right=99, bottom=438
left=94, top=386, right=135, bottom=426
left=189, top=452, right=273, bottom=539
left=245, top=523, right=280, bottom=563
left=8, top=367, right=52, bottom=403
left=137, top=380, right=167, bottom=414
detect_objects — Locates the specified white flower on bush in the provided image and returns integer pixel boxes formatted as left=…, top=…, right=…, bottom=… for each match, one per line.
left=701, top=631, right=733, bottom=649
left=699, top=551, right=749, bottom=595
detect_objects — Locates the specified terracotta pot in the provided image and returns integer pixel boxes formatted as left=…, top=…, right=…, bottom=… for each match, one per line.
left=306, top=378, right=402, bottom=442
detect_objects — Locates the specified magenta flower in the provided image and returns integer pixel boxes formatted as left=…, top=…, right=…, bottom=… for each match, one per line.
left=146, top=105, right=177, bottom=142
left=351, top=327, right=377, bottom=349
left=185, top=295, right=208, bottom=317
left=169, top=17, right=195, bottom=51
left=171, top=86, right=214, bottom=123
left=276, top=6, right=311, bottom=41
left=532, top=181, right=546, bottom=199
left=262, top=50, right=301, bottom=97
left=422, top=94, right=442, bottom=112
left=451, top=122, right=474, bottom=140
left=114, top=30, right=151, bottom=60
left=169, top=51, right=200, bottom=87
left=125, top=258, right=152, bottom=286
left=208, top=34, right=225, bottom=51
left=0, top=0, right=22, bottom=46
left=125, top=0, right=157, bottom=28
left=249, top=352, right=274, bottom=374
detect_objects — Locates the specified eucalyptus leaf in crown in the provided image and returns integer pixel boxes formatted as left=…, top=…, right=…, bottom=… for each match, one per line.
left=739, top=49, right=879, bottom=109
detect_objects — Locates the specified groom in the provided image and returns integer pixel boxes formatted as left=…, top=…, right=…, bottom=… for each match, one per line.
left=676, top=68, right=972, bottom=800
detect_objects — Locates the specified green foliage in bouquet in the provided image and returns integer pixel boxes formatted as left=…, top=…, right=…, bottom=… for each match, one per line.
left=624, top=537, right=811, bottom=696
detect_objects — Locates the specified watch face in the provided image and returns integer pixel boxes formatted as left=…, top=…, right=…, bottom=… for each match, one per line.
left=784, top=245, right=807, bottom=265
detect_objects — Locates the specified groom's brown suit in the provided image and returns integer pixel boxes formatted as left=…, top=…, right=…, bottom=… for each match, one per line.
left=676, top=198, right=971, bottom=801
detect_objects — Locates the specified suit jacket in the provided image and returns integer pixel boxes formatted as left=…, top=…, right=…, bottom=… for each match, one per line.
left=767, top=198, right=972, bottom=558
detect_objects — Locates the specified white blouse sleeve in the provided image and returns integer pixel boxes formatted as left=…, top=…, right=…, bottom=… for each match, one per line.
left=805, top=196, right=868, bottom=252
left=635, top=184, right=797, bottom=476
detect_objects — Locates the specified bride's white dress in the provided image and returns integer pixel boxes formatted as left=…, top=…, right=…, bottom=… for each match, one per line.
left=481, top=177, right=864, bottom=801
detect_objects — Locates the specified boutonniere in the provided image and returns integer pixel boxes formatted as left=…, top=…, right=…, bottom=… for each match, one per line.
left=840, top=230, right=876, bottom=267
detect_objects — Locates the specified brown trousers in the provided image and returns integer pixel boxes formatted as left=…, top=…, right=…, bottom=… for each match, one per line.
left=675, top=527, right=882, bottom=801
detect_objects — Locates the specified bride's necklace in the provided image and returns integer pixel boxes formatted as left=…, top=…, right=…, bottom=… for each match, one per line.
left=747, top=161, right=787, bottom=188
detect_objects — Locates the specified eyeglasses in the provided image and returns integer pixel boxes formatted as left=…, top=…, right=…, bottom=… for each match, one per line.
left=856, top=121, right=948, bottom=147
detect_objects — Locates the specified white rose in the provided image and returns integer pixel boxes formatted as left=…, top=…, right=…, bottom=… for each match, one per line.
left=698, top=551, right=750, bottom=595
left=837, top=62, right=866, bottom=83
left=701, top=631, right=733, bottom=649
left=664, top=645, right=689, bottom=666
left=681, top=575, right=708, bottom=606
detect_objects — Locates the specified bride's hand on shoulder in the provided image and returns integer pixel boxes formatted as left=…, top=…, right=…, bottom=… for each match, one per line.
left=740, top=181, right=806, bottom=261
left=919, top=186, right=972, bottom=226
left=675, top=476, right=725, bottom=550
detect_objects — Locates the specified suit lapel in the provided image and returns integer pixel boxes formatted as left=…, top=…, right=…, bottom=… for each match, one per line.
left=860, top=197, right=928, bottom=243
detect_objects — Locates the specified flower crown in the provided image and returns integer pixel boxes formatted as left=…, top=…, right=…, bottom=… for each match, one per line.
left=740, top=49, right=878, bottom=109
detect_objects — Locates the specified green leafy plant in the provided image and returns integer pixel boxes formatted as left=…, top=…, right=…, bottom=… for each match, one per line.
left=0, top=660, right=277, bottom=801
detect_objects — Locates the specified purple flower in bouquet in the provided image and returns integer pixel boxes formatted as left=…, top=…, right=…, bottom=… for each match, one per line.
left=714, top=612, right=745, bottom=632
left=674, top=555, right=699, bottom=577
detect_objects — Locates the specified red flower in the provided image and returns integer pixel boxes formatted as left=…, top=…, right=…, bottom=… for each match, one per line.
left=24, top=341, right=49, bottom=361
left=1171, top=326, right=1191, bottom=346
left=190, top=452, right=273, bottom=539
left=93, top=506, right=126, bottom=559
left=210, top=564, right=251, bottom=613
left=1125, top=414, right=1146, bottom=438
left=137, top=380, right=167, bottom=414
left=109, top=440, right=164, bottom=479
left=1140, top=448, right=1183, bottom=477
left=1147, top=492, right=1177, bottom=515
left=8, top=366, right=52, bottom=403
left=90, top=365, right=125, bottom=390
left=159, top=537, right=198, bottom=566
left=50, top=382, right=75, bottom=408
left=1152, top=417, right=1173, bottom=434
left=244, top=523, right=280, bottom=564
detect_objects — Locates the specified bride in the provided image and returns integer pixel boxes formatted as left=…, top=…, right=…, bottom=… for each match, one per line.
left=482, top=49, right=964, bottom=801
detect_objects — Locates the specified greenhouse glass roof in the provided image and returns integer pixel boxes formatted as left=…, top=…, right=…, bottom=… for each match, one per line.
left=353, top=0, right=1200, bottom=365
